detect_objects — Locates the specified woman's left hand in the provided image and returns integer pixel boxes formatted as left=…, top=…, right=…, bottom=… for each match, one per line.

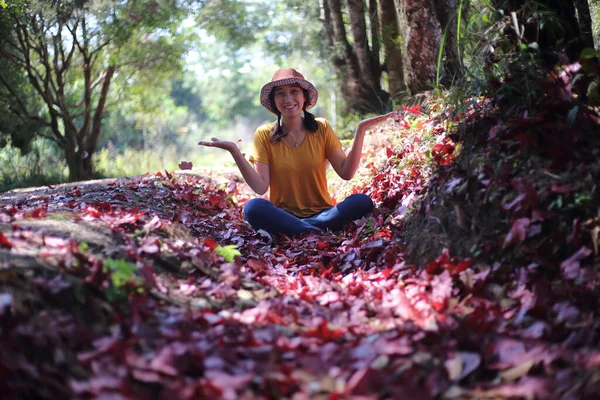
left=357, top=111, right=398, bottom=133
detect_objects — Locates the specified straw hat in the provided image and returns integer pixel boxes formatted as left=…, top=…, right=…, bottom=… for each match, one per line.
left=260, top=68, right=319, bottom=114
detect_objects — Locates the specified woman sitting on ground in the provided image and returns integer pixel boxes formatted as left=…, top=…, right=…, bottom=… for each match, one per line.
left=198, top=68, right=394, bottom=237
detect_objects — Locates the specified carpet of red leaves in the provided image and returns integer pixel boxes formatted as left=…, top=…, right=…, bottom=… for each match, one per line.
left=1, top=65, right=600, bottom=399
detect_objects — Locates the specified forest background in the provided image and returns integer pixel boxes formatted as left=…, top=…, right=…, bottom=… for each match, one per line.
left=2, top=0, right=597, bottom=192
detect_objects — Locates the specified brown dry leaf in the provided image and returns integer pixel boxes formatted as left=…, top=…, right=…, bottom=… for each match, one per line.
left=500, top=359, right=534, bottom=382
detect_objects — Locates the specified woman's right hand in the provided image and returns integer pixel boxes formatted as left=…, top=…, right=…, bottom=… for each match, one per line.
left=199, top=136, right=269, bottom=195
left=198, top=137, right=239, bottom=153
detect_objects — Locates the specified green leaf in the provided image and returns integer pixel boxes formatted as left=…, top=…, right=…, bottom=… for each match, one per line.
left=215, top=245, right=241, bottom=262
left=0, top=1, right=7, bottom=9
left=580, top=48, right=598, bottom=60
left=105, top=258, right=138, bottom=288
left=587, top=81, right=600, bottom=107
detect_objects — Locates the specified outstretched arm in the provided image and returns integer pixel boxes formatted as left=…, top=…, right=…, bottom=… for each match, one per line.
left=328, top=111, right=397, bottom=180
left=198, top=138, right=270, bottom=195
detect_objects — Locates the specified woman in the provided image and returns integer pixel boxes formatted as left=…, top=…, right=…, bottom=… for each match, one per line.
left=198, top=68, right=394, bottom=237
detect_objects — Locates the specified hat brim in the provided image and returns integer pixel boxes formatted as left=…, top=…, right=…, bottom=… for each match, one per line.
left=260, top=77, right=319, bottom=114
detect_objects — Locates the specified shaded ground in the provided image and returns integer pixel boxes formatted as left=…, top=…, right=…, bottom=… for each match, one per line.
left=1, top=66, right=600, bottom=399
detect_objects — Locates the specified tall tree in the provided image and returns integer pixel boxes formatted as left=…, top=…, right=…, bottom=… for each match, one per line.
left=320, top=0, right=461, bottom=107
left=378, top=0, right=406, bottom=103
left=0, top=0, right=191, bottom=182
left=320, top=0, right=390, bottom=114
left=394, top=0, right=442, bottom=94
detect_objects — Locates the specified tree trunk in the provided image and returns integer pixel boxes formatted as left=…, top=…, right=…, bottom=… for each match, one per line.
left=395, top=0, right=442, bottom=94
left=368, top=0, right=382, bottom=81
left=83, top=64, right=115, bottom=175
left=378, top=0, right=406, bottom=103
left=347, top=0, right=376, bottom=88
left=322, top=0, right=363, bottom=111
left=434, top=0, right=461, bottom=85
left=320, top=0, right=390, bottom=114
left=573, top=0, right=595, bottom=49
left=347, top=0, right=390, bottom=112
left=64, top=144, right=92, bottom=182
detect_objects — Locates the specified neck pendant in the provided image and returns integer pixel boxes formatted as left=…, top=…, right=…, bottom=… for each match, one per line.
left=288, top=131, right=303, bottom=147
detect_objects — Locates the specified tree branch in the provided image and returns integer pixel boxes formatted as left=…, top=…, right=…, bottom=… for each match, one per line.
left=87, top=64, right=115, bottom=155
left=61, top=20, right=79, bottom=74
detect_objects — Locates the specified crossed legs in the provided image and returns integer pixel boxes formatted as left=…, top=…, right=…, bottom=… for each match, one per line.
left=243, top=194, right=374, bottom=236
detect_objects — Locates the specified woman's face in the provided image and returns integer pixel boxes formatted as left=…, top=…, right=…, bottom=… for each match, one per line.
left=273, top=84, right=305, bottom=118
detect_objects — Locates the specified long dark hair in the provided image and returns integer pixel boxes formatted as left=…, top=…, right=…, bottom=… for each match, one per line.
left=269, top=89, right=318, bottom=144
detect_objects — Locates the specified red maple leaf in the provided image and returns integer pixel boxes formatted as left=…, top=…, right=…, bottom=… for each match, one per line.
left=402, top=104, right=422, bottom=115
left=208, top=193, right=224, bottom=208
left=431, top=141, right=455, bottom=165
left=203, top=238, right=219, bottom=251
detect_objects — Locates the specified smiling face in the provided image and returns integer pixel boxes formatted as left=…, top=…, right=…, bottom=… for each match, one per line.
left=273, top=84, right=306, bottom=119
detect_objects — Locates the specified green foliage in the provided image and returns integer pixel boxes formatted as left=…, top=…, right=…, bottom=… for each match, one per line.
left=170, top=73, right=206, bottom=123
left=0, top=138, right=67, bottom=192
left=0, top=8, right=48, bottom=153
left=100, top=76, right=194, bottom=150
left=104, top=258, right=140, bottom=288
left=94, top=146, right=182, bottom=177
left=434, top=0, right=587, bottom=114
left=214, top=244, right=241, bottom=262
left=0, top=0, right=338, bottom=188
left=0, top=0, right=196, bottom=181
left=260, top=0, right=325, bottom=61
left=102, top=258, right=143, bottom=302
left=188, top=41, right=267, bottom=130
left=578, top=48, right=600, bottom=107
left=197, top=0, right=270, bottom=49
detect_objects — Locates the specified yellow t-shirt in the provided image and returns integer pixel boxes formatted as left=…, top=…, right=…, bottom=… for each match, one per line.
left=252, top=118, right=342, bottom=218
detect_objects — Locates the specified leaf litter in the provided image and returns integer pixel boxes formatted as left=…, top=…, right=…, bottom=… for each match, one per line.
left=1, top=66, right=600, bottom=399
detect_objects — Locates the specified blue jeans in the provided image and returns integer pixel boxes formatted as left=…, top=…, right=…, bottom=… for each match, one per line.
left=243, top=194, right=374, bottom=236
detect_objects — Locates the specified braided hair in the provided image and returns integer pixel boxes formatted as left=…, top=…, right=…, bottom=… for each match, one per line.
left=269, top=89, right=318, bottom=144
